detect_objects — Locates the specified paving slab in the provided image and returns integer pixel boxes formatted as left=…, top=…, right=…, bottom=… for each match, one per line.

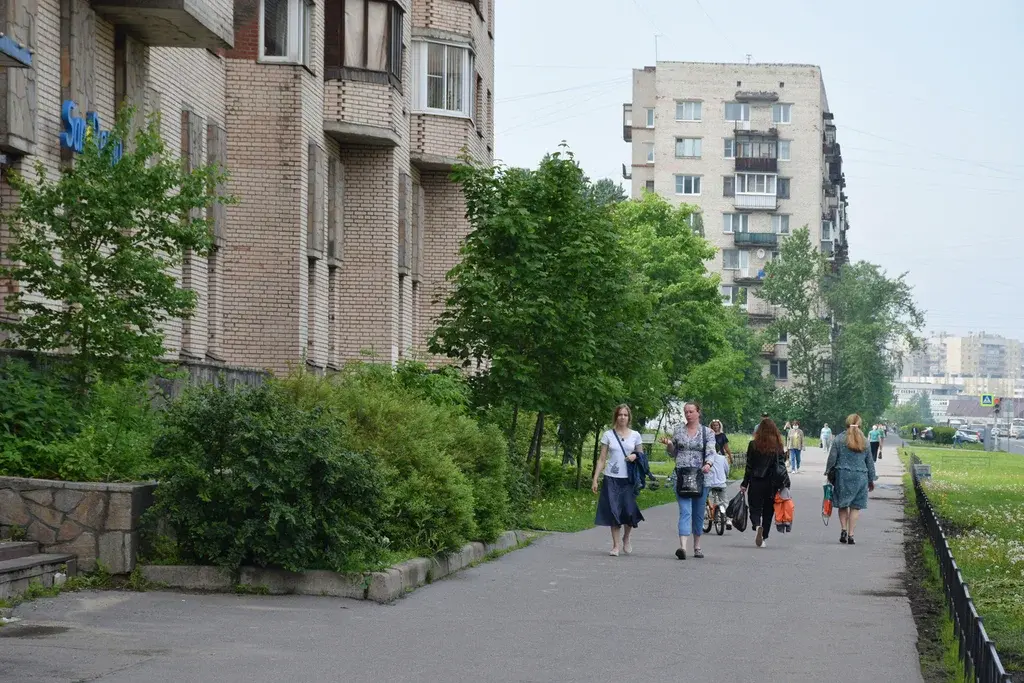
left=3, top=446, right=923, bottom=683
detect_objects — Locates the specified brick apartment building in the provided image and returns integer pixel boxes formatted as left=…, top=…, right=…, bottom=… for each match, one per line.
left=0, top=0, right=494, bottom=374
left=621, top=62, right=850, bottom=384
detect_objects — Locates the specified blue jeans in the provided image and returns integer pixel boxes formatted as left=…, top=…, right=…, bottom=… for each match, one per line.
left=790, top=448, right=802, bottom=470
left=677, top=486, right=710, bottom=537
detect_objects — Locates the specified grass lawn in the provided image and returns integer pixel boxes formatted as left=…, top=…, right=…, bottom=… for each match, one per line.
left=902, top=445, right=1024, bottom=676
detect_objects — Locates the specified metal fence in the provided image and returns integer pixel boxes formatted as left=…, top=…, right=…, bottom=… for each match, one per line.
left=910, top=453, right=1014, bottom=683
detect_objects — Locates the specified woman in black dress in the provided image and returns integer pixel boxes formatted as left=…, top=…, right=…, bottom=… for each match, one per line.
left=739, top=417, right=789, bottom=548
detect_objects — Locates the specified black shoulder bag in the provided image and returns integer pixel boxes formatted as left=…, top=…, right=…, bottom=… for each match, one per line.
left=674, top=426, right=707, bottom=498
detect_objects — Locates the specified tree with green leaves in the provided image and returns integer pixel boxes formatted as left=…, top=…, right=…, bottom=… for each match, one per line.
left=1, top=109, right=231, bottom=388
left=760, top=226, right=832, bottom=419
left=587, top=178, right=627, bottom=207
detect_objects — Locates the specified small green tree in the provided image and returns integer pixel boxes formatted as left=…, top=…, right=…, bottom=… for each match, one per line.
left=1, top=109, right=231, bottom=387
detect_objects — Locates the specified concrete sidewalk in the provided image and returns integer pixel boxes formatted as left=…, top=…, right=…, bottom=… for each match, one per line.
left=4, top=446, right=923, bottom=683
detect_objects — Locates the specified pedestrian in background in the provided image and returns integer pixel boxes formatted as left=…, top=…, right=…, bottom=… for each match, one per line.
left=660, top=402, right=715, bottom=560
left=820, top=423, right=833, bottom=454
left=825, top=414, right=878, bottom=546
left=868, top=424, right=884, bottom=461
left=709, top=419, right=734, bottom=465
left=787, top=420, right=805, bottom=473
left=740, top=418, right=789, bottom=548
left=593, top=404, right=645, bottom=556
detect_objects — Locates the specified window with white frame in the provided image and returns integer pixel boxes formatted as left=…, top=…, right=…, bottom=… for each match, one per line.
left=413, top=41, right=475, bottom=117
left=325, top=0, right=404, bottom=80
left=675, top=137, right=701, bottom=158
left=723, top=213, right=748, bottom=234
left=676, top=100, right=702, bottom=121
left=721, top=285, right=748, bottom=306
left=772, top=214, right=790, bottom=234
left=778, top=140, right=791, bottom=161
left=724, top=138, right=735, bottom=159
left=644, top=142, right=655, bottom=163
left=822, top=220, right=834, bottom=241
left=772, top=103, right=792, bottom=124
left=777, top=177, right=790, bottom=198
left=261, top=0, right=313, bottom=64
left=736, top=173, right=777, bottom=195
left=675, top=174, right=701, bottom=195
left=645, top=108, right=655, bottom=127
left=722, top=248, right=740, bottom=270
left=725, top=102, right=749, bottom=122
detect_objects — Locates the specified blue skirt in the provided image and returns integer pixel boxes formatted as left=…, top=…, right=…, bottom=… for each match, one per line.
left=595, top=476, right=645, bottom=528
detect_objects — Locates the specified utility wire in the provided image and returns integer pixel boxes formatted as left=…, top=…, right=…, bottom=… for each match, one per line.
left=497, top=77, right=631, bottom=103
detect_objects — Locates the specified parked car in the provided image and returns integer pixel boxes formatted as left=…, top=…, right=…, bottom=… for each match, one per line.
left=993, top=426, right=1008, bottom=438
left=955, top=429, right=982, bottom=443
left=920, top=427, right=935, bottom=441
left=1011, top=427, right=1023, bottom=439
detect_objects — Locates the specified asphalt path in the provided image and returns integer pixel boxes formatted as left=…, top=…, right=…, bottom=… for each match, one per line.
left=3, top=446, right=923, bottom=683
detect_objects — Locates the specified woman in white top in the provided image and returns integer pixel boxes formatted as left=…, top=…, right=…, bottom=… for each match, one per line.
left=592, top=404, right=645, bottom=556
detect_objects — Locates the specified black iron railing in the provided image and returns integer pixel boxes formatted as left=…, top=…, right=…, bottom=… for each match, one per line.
left=910, top=453, right=1014, bottom=683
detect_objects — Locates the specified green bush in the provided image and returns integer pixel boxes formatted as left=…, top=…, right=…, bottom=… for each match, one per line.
left=148, top=382, right=388, bottom=572
left=0, top=358, right=157, bottom=482
left=932, top=426, right=956, bottom=445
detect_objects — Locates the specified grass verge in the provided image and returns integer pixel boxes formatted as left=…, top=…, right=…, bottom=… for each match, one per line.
left=901, top=446, right=1023, bottom=678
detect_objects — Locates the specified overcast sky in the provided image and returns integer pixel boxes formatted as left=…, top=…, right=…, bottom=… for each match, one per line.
left=493, top=0, right=1023, bottom=341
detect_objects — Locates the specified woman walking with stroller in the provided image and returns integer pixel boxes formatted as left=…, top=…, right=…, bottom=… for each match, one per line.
left=739, top=418, right=789, bottom=548
left=825, top=414, right=878, bottom=545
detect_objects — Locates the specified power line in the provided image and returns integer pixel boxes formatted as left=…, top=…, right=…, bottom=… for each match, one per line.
left=691, top=0, right=741, bottom=57
left=497, top=77, right=630, bottom=104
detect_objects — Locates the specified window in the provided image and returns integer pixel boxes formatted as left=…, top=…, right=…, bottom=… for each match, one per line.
left=723, top=213, right=748, bottom=234
left=778, top=331, right=788, bottom=343
left=778, top=140, right=791, bottom=161
left=724, top=138, right=735, bottom=159
left=645, top=180, right=655, bottom=192
left=777, top=177, right=790, bottom=199
left=413, top=41, right=475, bottom=116
left=736, top=173, right=777, bottom=195
left=737, top=138, right=776, bottom=159
left=645, top=108, right=655, bottom=127
left=725, top=102, right=749, bottom=122
left=675, top=175, right=701, bottom=195
left=772, top=103, right=792, bottom=124
left=325, top=0, right=404, bottom=80
left=721, top=285, right=748, bottom=306
left=262, top=0, right=313, bottom=64
left=822, top=221, right=834, bottom=241
left=675, top=137, right=701, bottom=158
left=723, top=248, right=741, bottom=270
left=644, top=142, right=655, bottom=163
left=676, top=100, right=702, bottom=121
left=772, top=214, right=790, bottom=234
left=723, top=176, right=735, bottom=197
left=770, top=359, right=789, bottom=380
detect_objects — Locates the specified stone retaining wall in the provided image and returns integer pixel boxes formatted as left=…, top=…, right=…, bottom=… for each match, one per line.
left=0, top=476, right=156, bottom=573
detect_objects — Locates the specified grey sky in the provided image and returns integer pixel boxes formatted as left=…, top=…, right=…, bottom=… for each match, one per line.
left=494, top=0, right=1024, bottom=340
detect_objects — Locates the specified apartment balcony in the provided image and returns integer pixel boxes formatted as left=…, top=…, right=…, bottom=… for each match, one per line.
left=734, top=121, right=778, bottom=136
left=733, top=232, right=778, bottom=248
left=0, top=34, right=31, bottom=68
left=735, top=156, right=778, bottom=173
left=1, top=2, right=36, bottom=155
left=734, top=193, right=778, bottom=211
left=821, top=240, right=835, bottom=257
left=747, top=300, right=779, bottom=323
left=623, top=104, right=632, bottom=142
left=735, top=90, right=779, bottom=103
left=761, top=343, right=777, bottom=358
left=91, top=0, right=233, bottom=49
left=735, top=272, right=767, bottom=286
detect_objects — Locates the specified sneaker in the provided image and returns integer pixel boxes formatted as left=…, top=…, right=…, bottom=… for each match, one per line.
left=760, top=539, right=767, bottom=548
left=675, top=548, right=687, bottom=560
left=840, top=530, right=848, bottom=544
left=755, top=526, right=764, bottom=547
left=609, top=548, right=619, bottom=557
left=847, top=536, right=856, bottom=545
left=623, top=539, right=633, bottom=555
left=726, top=522, right=733, bottom=530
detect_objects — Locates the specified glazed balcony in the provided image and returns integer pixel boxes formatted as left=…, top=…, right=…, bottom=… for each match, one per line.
left=735, top=156, right=778, bottom=173
left=733, top=232, right=778, bottom=248
left=734, top=193, right=778, bottom=211
left=623, top=104, right=632, bottom=142
left=91, top=0, right=233, bottom=50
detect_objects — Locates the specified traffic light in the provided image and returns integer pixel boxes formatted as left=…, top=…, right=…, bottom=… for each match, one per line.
left=994, top=397, right=1001, bottom=415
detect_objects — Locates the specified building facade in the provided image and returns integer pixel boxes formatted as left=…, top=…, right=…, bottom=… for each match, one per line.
left=904, top=332, right=1023, bottom=381
left=621, top=62, right=850, bottom=383
left=0, top=0, right=494, bottom=374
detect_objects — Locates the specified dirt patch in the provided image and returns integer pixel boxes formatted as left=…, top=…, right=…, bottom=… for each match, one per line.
left=902, top=514, right=952, bottom=683
left=859, top=589, right=907, bottom=598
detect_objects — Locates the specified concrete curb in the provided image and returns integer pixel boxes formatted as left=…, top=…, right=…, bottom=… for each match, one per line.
left=139, top=530, right=536, bottom=603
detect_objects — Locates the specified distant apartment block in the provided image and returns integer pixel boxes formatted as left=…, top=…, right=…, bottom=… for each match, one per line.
left=621, top=62, right=850, bottom=383
left=904, top=332, right=1023, bottom=381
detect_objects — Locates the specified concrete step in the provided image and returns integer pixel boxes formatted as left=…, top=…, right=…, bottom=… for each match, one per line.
left=0, top=542, right=40, bottom=562
left=0, top=553, right=78, bottom=601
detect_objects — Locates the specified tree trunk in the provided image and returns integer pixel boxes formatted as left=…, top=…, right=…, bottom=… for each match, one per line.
left=575, top=439, right=584, bottom=490
left=533, top=412, right=545, bottom=486
left=527, top=411, right=543, bottom=465
left=508, top=403, right=519, bottom=458
left=590, top=429, right=601, bottom=479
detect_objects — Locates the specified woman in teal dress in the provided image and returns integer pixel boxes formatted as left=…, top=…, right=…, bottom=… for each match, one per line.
left=825, top=413, right=877, bottom=545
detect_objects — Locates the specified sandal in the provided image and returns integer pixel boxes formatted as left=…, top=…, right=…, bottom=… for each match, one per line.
left=693, top=548, right=704, bottom=559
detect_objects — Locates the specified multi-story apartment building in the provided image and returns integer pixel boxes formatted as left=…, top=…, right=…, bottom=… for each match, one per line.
left=0, top=0, right=494, bottom=375
left=906, top=332, right=1022, bottom=380
left=621, top=62, right=849, bottom=383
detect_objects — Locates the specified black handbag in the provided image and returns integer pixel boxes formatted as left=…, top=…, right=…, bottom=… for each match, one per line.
left=673, top=426, right=708, bottom=498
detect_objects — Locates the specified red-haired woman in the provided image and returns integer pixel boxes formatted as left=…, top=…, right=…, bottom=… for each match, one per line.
left=740, top=417, right=789, bottom=548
